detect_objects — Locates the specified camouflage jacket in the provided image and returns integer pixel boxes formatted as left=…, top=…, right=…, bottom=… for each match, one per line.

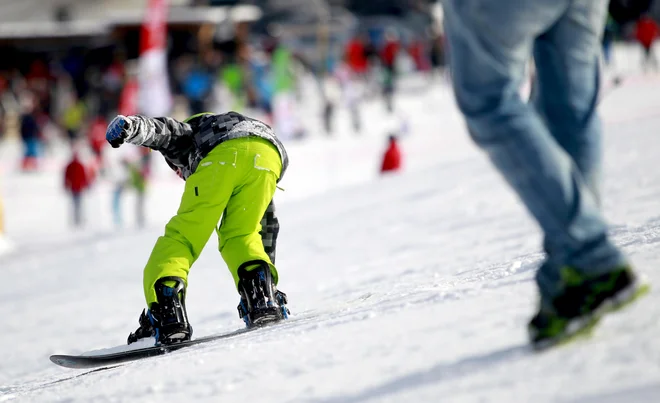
left=122, top=111, right=288, bottom=181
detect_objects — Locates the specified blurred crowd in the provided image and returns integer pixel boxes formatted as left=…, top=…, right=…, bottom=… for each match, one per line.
left=603, top=12, right=660, bottom=70
left=0, top=21, right=449, bottom=169
left=321, top=26, right=447, bottom=134
left=0, top=9, right=657, bottom=229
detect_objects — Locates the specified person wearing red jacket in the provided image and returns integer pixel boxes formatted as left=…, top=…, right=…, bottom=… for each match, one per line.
left=380, top=135, right=402, bottom=174
left=635, top=15, right=659, bottom=71
left=408, top=38, right=429, bottom=72
left=88, top=115, right=108, bottom=167
left=64, top=151, right=89, bottom=227
left=345, top=35, right=369, bottom=75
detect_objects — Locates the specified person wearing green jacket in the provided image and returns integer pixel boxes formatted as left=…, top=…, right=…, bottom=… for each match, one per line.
left=106, top=111, right=289, bottom=345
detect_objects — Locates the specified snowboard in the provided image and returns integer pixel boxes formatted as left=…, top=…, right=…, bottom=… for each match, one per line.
left=50, top=327, right=255, bottom=369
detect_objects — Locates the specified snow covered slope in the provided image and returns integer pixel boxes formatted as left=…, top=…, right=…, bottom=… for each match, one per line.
left=2, top=68, right=660, bottom=402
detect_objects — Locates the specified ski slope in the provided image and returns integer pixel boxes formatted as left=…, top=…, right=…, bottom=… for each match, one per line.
left=2, top=54, right=660, bottom=402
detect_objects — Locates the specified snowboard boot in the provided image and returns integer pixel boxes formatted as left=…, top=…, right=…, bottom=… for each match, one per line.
left=236, top=261, right=289, bottom=327
left=528, top=266, right=649, bottom=350
left=127, top=277, right=193, bottom=345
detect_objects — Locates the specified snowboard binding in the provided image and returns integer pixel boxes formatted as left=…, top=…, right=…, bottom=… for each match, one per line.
left=236, top=261, right=289, bottom=327
left=128, top=276, right=193, bottom=345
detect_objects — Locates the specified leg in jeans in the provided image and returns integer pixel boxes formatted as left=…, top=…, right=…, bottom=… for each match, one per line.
left=531, top=2, right=605, bottom=200
left=442, top=0, right=626, bottom=301
left=531, top=2, right=607, bottom=277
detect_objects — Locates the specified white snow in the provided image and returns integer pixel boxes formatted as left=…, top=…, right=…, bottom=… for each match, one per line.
left=1, top=45, right=660, bottom=402
left=0, top=235, right=14, bottom=255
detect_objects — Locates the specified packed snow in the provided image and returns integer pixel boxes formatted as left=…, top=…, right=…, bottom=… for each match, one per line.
left=1, top=46, right=660, bottom=402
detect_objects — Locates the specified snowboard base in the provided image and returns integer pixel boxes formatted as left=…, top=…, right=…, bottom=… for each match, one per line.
left=51, top=326, right=255, bottom=369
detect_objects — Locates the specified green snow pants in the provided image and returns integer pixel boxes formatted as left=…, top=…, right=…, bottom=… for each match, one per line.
left=143, top=136, right=282, bottom=306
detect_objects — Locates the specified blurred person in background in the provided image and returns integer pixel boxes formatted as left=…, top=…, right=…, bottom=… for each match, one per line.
left=182, top=55, right=214, bottom=115
left=105, top=111, right=290, bottom=345
left=25, top=60, right=54, bottom=121
left=88, top=115, right=109, bottom=173
left=381, top=29, right=400, bottom=113
left=100, top=54, right=126, bottom=115
left=380, top=134, right=402, bottom=174
left=408, top=36, right=430, bottom=73
left=345, top=34, right=370, bottom=77
left=361, top=34, right=381, bottom=97
left=602, top=14, right=618, bottom=66
left=111, top=155, right=145, bottom=228
left=429, top=29, right=447, bottom=80
left=119, top=60, right=139, bottom=117
left=329, top=56, right=362, bottom=134
left=635, top=14, right=659, bottom=71
left=442, top=0, right=648, bottom=350
left=341, top=61, right=363, bottom=134
left=321, top=68, right=339, bottom=135
left=246, top=51, right=274, bottom=120
left=0, top=74, right=8, bottom=140
left=222, top=61, right=249, bottom=111
left=61, top=93, right=86, bottom=144
left=19, top=93, right=41, bottom=172
left=322, top=93, right=335, bottom=135
left=271, top=42, right=303, bottom=140
left=63, top=150, right=90, bottom=227
left=130, top=155, right=148, bottom=228
left=107, top=144, right=127, bottom=227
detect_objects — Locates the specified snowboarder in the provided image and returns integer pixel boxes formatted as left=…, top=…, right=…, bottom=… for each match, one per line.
left=442, top=0, right=648, bottom=349
left=105, top=111, right=289, bottom=345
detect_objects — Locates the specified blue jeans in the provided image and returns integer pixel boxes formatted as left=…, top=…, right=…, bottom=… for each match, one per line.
left=442, top=0, right=626, bottom=300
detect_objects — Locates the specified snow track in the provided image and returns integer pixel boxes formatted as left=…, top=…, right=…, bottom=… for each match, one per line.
left=2, top=61, right=660, bottom=402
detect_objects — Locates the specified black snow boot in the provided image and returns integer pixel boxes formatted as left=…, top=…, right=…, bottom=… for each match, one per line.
left=236, top=261, right=289, bottom=327
left=128, top=277, right=193, bottom=345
